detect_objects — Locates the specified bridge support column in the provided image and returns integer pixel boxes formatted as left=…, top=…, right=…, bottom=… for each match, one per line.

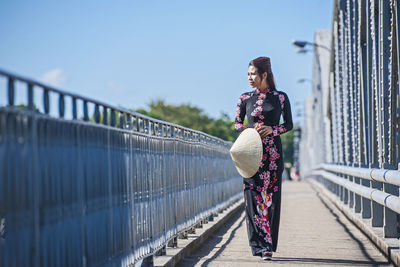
left=354, top=164, right=362, bottom=213
left=343, top=174, right=349, bottom=205
left=167, top=237, right=178, bottom=247
left=361, top=179, right=372, bottom=218
left=339, top=184, right=344, bottom=201
left=354, top=192, right=361, bottom=213
left=361, top=197, right=372, bottom=218
left=383, top=183, right=399, bottom=238
left=135, top=255, right=154, bottom=267
left=155, top=246, right=166, bottom=256
left=371, top=181, right=384, bottom=227
left=348, top=175, right=354, bottom=209
left=332, top=178, right=337, bottom=196
left=178, top=231, right=188, bottom=239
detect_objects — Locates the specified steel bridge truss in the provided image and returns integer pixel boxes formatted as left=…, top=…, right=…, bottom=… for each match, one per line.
left=303, top=0, right=400, bottom=240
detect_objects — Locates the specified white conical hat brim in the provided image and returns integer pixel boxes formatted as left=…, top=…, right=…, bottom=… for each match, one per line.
left=229, top=128, right=263, bottom=178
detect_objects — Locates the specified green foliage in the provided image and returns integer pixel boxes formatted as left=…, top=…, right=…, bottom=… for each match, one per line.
left=17, top=99, right=294, bottom=164
left=90, top=109, right=123, bottom=127
left=15, top=104, right=40, bottom=113
left=133, top=99, right=295, bottom=165
left=281, top=127, right=295, bottom=166
left=134, top=99, right=239, bottom=141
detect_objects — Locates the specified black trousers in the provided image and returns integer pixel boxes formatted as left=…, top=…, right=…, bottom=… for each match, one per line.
left=243, top=172, right=282, bottom=256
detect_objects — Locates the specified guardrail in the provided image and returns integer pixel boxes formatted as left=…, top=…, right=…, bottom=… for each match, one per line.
left=312, top=164, right=400, bottom=218
left=0, top=69, right=242, bottom=266
left=299, top=0, right=400, bottom=242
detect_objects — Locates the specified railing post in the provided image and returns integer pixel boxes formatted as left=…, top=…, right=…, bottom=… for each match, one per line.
left=383, top=164, right=398, bottom=237
left=383, top=182, right=398, bottom=237
left=167, top=237, right=178, bottom=248
left=371, top=164, right=384, bottom=227
left=110, top=109, right=116, bottom=126
left=119, top=112, right=125, bottom=129
left=135, top=256, right=154, bottom=267
left=72, top=97, right=77, bottom=119
left=27, top=83, right=34, bottom=110
left=353, top=163, right=362, bottom=213
left=103, top=106, right=108, bottom=125
left=83, top=100, right=89, bottom=121
left=155, top=246, right=166, bottom=256
left=338, top=171, right=343, bottom=200
left=361, top=167, right=372, bottom=218
left=94, top=104, right=100, bottom=123
left=343, top=174, right=349, bottom=205
left=43, top=88, right=50, bottom=114
left=59, top=94, right=65, bottom=118
left=348, top=174, right=354, bottom=208
left=7, top=77, right=14, bottom=106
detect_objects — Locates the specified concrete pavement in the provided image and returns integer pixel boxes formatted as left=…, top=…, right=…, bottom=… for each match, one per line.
left=176, top=180, right=391, bottom=266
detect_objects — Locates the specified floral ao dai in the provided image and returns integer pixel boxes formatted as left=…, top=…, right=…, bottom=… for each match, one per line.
left=234, top=88, right=293, bottom=255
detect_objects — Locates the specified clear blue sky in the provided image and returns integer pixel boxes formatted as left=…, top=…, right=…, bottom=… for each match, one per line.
left=1, top=0, right=332, bottom=123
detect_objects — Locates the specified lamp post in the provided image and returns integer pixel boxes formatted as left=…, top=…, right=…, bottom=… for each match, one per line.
left=297, top=78, right=312, bottom=84
left=289, top=100, right=305, bottom=181
left=292, top=40, right=331, bottom=53
left=290, top=76, right=312, bottom=181
left=292, top=33, right=331, bottom=179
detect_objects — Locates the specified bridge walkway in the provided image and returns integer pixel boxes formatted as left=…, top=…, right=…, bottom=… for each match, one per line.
left=177, top=180, right=391, bottom=266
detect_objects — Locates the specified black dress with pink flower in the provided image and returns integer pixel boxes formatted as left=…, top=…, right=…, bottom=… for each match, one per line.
left=234, top=88, right=293, bottom=256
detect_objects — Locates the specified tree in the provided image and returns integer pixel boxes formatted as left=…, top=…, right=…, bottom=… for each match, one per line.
left=133, top=99, right=294, bottom=165
left=280, top=128, right=294, bottom=166
left=133, top=99, right=238, bottom=141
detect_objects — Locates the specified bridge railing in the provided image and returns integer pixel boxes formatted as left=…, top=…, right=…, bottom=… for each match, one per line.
left=0, top=69, right=242, bottom=266
left=300, top=0, right=400, bottom=243
left=312, top=164, right=400, bottom=222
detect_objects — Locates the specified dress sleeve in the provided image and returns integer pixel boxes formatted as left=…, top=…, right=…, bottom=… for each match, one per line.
left=234, top=95, right=247, bottom=132
left=271, top=92, right=293, bottom=137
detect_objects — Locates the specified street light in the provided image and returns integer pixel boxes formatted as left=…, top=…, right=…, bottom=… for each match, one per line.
left=297, top=78, right=312, bottom=84
left=292, top=39, right=331, bottom=52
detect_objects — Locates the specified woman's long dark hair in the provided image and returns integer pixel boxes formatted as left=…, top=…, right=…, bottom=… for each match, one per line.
left=249, top=57, right=276, bottom=90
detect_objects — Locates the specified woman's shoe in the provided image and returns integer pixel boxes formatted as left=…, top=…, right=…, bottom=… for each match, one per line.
left=262, top=251, right=273, bottom=260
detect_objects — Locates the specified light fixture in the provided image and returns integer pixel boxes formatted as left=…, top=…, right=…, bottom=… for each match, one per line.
left=292, top=39, right=331, bottom=52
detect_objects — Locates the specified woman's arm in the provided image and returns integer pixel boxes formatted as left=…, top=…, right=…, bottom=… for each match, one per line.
left=271, top=92, right=293, bottom=136
left=234, top=95, right=248, bottom=132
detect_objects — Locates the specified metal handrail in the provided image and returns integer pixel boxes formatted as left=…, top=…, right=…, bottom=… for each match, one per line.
left=0, top=68, right=230, bottom=145
left=312, top=170, right=400, bottom=214
left=318, top=164, right=400, bottom=187
left=0, top=69, right=242, bottom=266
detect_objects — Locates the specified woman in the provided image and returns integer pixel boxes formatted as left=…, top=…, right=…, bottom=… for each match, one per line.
left=234, top=57, right=293, bottom=260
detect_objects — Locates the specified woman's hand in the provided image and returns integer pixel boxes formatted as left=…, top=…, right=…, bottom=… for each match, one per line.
left=255, top=124, right=273, bottom=138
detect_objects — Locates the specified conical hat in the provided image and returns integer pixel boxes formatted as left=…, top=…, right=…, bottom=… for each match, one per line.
left=230, top=128, right=263, bottom=178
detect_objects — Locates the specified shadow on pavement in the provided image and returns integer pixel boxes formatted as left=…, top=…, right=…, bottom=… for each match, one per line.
left=177, top=184, right=392, bottom=267
left=176, top=209, right=245, bottom=267
left=313, top=187, right=391, bottom=266
left=271, top=256, right=390, bottom=266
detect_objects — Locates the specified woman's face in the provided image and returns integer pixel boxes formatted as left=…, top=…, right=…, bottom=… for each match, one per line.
left=248, top=66, right=266, bottom=88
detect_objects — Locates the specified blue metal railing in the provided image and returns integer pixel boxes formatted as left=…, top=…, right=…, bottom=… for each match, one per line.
left=0, top=69, right=242, bottom=266
left=300, top=0, right=400, bottom=245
